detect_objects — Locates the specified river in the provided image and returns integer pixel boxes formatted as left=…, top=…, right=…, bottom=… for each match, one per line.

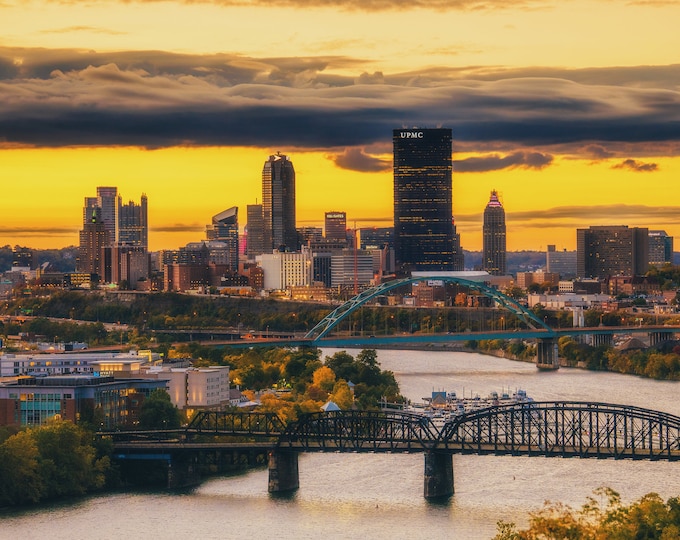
left=2, top=349, right=680, bottom=539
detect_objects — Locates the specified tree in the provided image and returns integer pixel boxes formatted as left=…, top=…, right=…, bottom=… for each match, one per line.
left=32, top=419, right=108, bottom=499
left=329, top=380, right=354, bottom=409
left=0, top=430, right=43, bottom=505
left=312, top=365, right=336, bottom=393
left=494, top=488, right=680, bottom=540
left=138, top=389, right=182, bottom=429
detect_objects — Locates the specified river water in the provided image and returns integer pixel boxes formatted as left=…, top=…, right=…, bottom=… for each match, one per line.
left=3, top=349, right=680, bottom=539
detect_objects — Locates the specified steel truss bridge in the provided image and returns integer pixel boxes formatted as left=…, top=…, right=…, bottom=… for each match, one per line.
left=183, top=405, right=680, bottom=460
left=110, top=404, right=680, bottom=498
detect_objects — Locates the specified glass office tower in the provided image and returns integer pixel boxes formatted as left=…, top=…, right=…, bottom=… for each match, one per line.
left=393, top=128, right=454, bottom=272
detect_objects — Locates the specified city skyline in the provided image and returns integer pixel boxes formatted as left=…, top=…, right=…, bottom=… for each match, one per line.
left=1, top=1, right=680, bottom=252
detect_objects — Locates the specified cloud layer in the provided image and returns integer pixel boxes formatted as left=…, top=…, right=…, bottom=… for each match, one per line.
left=2, top=47, right=680, bottom=160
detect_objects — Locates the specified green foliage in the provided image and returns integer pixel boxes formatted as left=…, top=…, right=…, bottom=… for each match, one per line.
left=495, top=488, right=680, bottom=540
left=138, top=389, right=183, bottom=429
left=0, top=420, right=111, bottom=506
left=324, top=349, right=401, bottom=408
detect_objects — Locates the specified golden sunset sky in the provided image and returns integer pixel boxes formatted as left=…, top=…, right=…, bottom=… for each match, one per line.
left=1, top=0, right=680, bottom=253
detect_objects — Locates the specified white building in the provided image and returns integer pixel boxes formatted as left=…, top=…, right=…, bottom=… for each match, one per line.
left=147, top=366, right=231, bottom=411
left=256, top=249, right=312, bottom=291
left=0, top=350, right=161, bottom=377
left=527, top=293, right=611, bottom=310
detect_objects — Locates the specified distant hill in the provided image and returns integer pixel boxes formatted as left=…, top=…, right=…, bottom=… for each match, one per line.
left=0, top=245, right=78, bottom=273
left=463, top=250, right=546, bottom=275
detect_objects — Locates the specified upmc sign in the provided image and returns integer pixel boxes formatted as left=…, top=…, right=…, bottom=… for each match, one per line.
left=399, top=131, right=424, bottom=138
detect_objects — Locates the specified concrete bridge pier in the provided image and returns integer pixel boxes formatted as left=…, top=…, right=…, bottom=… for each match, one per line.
left=268, top=450, right=299, bottom=493
left=536, top=337, right=559, bottom=370
left=649, top=330, right=675, bottom=347
left=591, top=332, right=613, bottom=347
left=167, top=454, right=200, bottom=489
left=423, top=451, right=453, bottom=499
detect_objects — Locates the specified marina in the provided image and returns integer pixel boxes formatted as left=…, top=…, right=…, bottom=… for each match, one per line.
left=384, top=388, right=533, bottom=426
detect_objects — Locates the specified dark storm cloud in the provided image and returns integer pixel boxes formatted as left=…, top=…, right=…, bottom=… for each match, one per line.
left=612, top=159, right=659, bottom=172
left=582, top=144, right=616, bottom=160
left=2, top=47, right=680, bottom=153
left=331, top=148, right=391, bottom=172
left=454, top=151, right=553, bottom=172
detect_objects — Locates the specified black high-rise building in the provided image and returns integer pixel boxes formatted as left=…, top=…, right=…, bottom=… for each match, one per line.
left=393, top=128, right=458, bottom=272
left=482, top=190, right=506, bottom=276
left=262, top=153, right=298, bottom=251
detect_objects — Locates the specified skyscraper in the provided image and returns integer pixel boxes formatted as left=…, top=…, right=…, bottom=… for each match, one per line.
left=246, top=203, right=265, bottom=258
left=577, top=225, right=649, bottom=279
left=77, top=207, right=107, bottom=276
left=205, top=206, right=239, bottom=272
left=83, top=187, right=118, bottom=246
left=482, top=190, right=506, bottom=276
left=118, top=194, right=148, bottom=249
left=393, top=128, right=458, bottom=272
left=262, top=153, right=297, bottom=252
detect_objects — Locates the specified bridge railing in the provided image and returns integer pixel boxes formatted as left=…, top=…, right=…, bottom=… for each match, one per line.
left=278, top=410, right=440, bottom=451
left=186, top=411, right=286, bottom=437
left=438, top=401, right=680, bottom=460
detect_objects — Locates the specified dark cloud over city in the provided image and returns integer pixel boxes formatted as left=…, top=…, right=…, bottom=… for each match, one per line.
left=2, top=47, right=680, bottom=157
left=454, top=152, right=553, bottom=172
left=612, top=159, right=659, bottom=172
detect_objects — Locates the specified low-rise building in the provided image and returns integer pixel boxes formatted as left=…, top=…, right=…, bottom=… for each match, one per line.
left=0, top=374, right=166, bottom=428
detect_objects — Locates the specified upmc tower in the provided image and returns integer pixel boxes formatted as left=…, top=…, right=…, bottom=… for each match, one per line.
left=393, top=128, right=458, bottom=272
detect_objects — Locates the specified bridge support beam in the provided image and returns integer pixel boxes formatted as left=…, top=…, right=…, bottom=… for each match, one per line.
left=423, top=451, right=453, bottom=500
left=268, top=450, right=299, bottom=493
left=649, top=330, right=675, bottom=347
left=536, top=337, right=559, bottom=370
left=591, top=332, right=613, bottom=347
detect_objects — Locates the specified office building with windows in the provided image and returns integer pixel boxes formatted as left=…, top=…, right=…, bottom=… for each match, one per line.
left=246, top=203, right=265, bottom=258
left=325, top=211, right=347, bottom=243
left=262, top=153, right=298, bottom=252
left=393, top=128, right=460, bottom=272
left=205, top=206, right=239, bottom=272
left=648, top=230, right=673, bottom=267
left=576, top=225, right=649, bottom=279
left=482, top=190, right=506, bottom=276
left=118, top=194, right=148, bottom=249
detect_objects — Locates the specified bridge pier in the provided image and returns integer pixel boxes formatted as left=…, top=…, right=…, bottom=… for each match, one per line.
left=536, top=337, right=559, bottom=370
left=268, top=450, right=299, bottom=493
left=167, top=454, right=200, bottom=489
left=649, top=330, right=675, bottom=347
left=591, top=332, right=613, bottom=347
left=423, top=451, right=453, bottom=499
